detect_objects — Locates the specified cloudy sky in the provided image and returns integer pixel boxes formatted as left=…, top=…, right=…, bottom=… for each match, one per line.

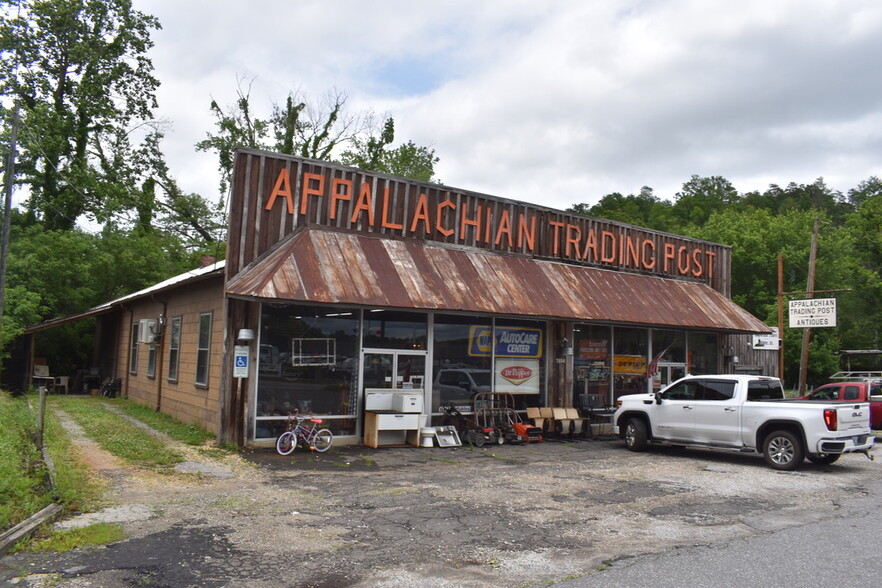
left=139, top=0, right=882, bottom=212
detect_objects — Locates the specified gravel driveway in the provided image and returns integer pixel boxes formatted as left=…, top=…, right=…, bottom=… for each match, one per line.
left=2, top=415, right=880, bottom=587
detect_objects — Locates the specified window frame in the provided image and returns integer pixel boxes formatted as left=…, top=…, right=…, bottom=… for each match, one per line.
left=167, top=316, right=182, bottom=383
left=196, top=311, right=212, bottom=387
left=129, top=323, right=139, bottom=375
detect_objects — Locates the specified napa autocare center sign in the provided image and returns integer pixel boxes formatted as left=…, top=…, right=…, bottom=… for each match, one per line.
left=789, top=298, right=837, bottom=328
left=468, top=326, right=542, bottom=393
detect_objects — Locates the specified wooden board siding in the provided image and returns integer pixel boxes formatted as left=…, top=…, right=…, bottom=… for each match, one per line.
left=228, top=149, right=733, bottom=295
left=119, top=277, right=225, bottom=434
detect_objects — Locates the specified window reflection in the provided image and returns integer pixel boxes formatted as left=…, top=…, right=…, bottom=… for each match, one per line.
left=255, top=305, right=359, bottom=439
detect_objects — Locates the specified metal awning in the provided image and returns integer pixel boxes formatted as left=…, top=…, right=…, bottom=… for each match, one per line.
left=226, top=228, right=771, bottom=334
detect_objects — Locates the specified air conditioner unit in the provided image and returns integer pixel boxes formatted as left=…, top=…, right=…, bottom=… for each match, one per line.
left=138, top=319, right=157, bottom=344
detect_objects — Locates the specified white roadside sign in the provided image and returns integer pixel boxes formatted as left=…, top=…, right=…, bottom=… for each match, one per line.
left=788, top=298, right=837, bottom=328
left=752, top=327, right=780, bottom=350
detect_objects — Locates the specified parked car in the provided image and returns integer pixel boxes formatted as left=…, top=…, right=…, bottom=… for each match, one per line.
left=433, top=368, right=491, bottom=409
left=798, top=381, right=882, bottom=430
left=613, top=374, right=875, bottom=470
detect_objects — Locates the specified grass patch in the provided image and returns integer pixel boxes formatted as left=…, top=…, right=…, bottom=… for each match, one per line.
left=426, top=456, right=457, bottom=464
left=112, top=400, right=218, bottom=447
left=50, top=396, right=184, bottom=469
left=0, top=392, right=51, bottom=530
left=24, top=522, right=126, bottom=553
left=43, top=402, right=107, bottom=513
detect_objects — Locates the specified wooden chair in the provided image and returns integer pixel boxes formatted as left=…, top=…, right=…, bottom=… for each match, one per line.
left=526, top=407, right=547, bottom=431
left=565, top=407, right=588, bottom=436
left=539, top=407, right=555, bottom=433
left=551, top=407, right=572, bottom=437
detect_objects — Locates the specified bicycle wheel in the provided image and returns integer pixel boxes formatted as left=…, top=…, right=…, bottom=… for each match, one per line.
left=276, top=431, right=297, bottom=455
left=310, top=429, right=333, bottom=452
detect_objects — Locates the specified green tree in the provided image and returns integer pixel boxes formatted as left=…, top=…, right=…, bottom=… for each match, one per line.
left=0, top=0, right=162, bottom=230
left=197, top=82, right=372, bottom=195
left=757, top=179, right=852, bottom=223
left=1, top=211, right=198, bottom=368
left=339, top=117, right=439, bottom=182
left=841, top=192, right=882, bottom=352
left=692, top=208, right=858, bottom=386
left=671, top=175, right=740, bottom=230
left=569, top=186, right=673, bottom=230
left=198, top=80, right=440, bottom=192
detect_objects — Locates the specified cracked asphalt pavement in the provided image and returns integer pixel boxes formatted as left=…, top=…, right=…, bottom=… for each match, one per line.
left=2, top=419, right=880, bottom=587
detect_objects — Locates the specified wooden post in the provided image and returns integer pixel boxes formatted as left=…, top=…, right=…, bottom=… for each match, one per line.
left=798, top=217, right=820, bottom=395
left=777, top=254, right=784, bottom=381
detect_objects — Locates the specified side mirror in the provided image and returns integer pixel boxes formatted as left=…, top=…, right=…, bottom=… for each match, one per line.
left=655, top=394, right=663, bottom=405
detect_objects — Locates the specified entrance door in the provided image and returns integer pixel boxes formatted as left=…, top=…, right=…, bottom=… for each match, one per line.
left=362, top=351, right=427, bottom=391
left=653, top=363, right=687, bottom=391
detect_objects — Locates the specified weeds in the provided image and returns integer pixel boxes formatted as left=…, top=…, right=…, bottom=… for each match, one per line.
left=22, top=522, right=125, bottom=553
left=50, top=396, right=184, bottom=469
left=0, top=392, right=50, bottom=530
left=112, top=400, right=218, bottom=447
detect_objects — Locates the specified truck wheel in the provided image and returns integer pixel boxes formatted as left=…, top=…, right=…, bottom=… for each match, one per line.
left=624, top=418, right=648, bottom=452
left=762, top=430, right=804, bottom=470
left=807, top=453, right=840, bottom=465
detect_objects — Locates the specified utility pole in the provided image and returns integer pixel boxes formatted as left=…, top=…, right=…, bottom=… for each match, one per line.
left=797, top=217, right=820, bottom=395
left=777, top=254, right=784, bottom=380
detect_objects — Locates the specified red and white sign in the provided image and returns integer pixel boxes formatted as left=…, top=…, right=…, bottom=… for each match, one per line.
left=500, top=365, right=534, bottom=386
left=495, top=359, right=540, bottom=394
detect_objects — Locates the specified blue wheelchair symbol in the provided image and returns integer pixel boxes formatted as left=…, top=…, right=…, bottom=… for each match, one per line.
left=235, top=356, right=248, bottom=368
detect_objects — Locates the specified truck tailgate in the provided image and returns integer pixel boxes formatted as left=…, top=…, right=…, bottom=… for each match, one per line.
left=836, top=403, right=871, bottom=431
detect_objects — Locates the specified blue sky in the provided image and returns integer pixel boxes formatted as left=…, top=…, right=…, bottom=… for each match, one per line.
left=139, top=0, right=882, bottom=212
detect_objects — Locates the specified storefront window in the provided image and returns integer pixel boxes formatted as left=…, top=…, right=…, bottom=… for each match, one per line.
left=255, top=304, right=359, bottom=439
left=688, top=332, right=719, bottom=374
left=492, top=318, right=545, bottom=411
left=430, top=315, right=545, bottom=415
left=363, top=310, right=427, bottom=350
left=649, top=329, right=687, bottom=390
left=651, top=330, right=686, bottom=363
left=432, top=314, right=493, bottom=413
left=613, top=327, right=647, bottom=400
left=574, top=325, right=611, bottom=401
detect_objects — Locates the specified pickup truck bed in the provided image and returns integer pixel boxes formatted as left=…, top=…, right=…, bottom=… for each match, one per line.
left=798, top=381, right=882, bottom=430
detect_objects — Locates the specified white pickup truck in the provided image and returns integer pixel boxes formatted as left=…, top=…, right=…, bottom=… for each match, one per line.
left=613, top=374, right=875, bottom=470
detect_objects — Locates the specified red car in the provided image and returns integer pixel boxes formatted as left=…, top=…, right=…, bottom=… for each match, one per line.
left=799, top=381, right=882, bottom=430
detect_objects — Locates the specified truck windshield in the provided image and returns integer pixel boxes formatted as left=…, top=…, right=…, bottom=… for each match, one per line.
left=747, top=380, right=785, bottom=401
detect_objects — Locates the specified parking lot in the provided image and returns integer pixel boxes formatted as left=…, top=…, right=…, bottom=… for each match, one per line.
left=3, top=429, right=880, bottom=587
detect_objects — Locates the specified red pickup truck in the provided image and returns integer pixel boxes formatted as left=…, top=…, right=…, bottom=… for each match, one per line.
left=799, top=381, right=882, bottom=430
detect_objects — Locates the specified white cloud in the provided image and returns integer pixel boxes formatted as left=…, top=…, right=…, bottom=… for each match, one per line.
left=137, top=0, right=882, bottom=211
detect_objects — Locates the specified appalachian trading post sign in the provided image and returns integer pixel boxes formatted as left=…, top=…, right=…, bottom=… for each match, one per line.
left=788, top=298, right=837, bottom=328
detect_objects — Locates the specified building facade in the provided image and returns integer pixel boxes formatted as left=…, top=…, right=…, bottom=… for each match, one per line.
left=24, top=149, right=775, bottom=446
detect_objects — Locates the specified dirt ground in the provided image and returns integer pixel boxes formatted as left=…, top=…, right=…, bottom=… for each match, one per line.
left=2, top=411, right=881, bottom=587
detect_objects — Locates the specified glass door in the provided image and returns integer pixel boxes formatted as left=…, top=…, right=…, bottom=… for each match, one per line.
left=652, top=363, right=687, bottom=391
left=362, top=351, right=426, bottom=390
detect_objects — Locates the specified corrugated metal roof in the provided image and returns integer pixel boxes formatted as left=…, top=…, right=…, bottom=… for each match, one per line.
left=24, top=261, right=226, bottom=334
left=226, top=229, right=770, bottom=334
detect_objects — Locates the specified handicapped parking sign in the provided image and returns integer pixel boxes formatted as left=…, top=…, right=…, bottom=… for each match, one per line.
left=234, top=345, right=249, bottom=378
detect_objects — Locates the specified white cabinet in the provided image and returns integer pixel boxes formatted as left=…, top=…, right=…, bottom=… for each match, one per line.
left=363, top=390, right=425, bottom=448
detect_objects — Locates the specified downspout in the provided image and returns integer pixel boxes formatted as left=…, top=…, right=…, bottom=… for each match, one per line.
left=154, top=299, right=168, bottom=412
left=122, top=306, right=132, bottom=398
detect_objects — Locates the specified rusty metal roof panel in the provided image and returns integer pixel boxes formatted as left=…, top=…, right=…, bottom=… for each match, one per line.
left=226, top=229, right=770, bottom=333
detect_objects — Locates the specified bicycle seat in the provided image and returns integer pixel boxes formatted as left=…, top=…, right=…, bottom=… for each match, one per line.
left=310, top=418, right=323, bottom=424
